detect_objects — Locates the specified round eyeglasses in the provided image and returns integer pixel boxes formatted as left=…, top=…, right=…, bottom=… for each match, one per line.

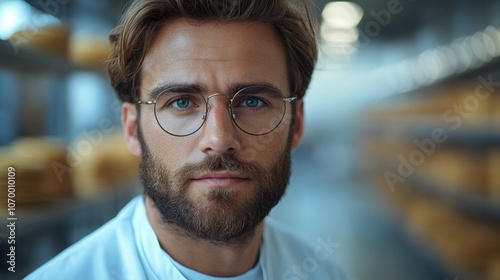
left=136, top=85, right=297, bottom=137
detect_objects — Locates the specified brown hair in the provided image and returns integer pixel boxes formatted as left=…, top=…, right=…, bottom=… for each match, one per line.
left=107, top=0, right=318, bottom=103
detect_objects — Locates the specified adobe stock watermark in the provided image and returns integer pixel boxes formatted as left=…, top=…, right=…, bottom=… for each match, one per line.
left=9, top=0, right=70, bottom=53
left=6, top=166, right=17, bottom=273
left=281, top=235, right=340, bottom=280
left=384, top=74, right=499, bottom=192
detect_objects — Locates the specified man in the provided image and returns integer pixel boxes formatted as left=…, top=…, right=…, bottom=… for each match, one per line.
left=28, top=0, right=348, bottom=279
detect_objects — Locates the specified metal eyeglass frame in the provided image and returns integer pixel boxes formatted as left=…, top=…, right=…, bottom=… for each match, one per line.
left=136, top=85, right=297, bottom=137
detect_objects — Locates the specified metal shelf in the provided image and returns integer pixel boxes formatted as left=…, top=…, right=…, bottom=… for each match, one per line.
left=372, top=155, right=500, bottom=223
left=407, top=174, right=500, bottom=223
left=0, top=39, right=93, bottom=73
left=361, top=123, right=500, bottom=148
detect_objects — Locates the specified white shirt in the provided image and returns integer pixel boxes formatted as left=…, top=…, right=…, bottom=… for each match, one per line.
left=166, top=247, right=263, bottom=280
left=27, top=196, right=348, bottom=280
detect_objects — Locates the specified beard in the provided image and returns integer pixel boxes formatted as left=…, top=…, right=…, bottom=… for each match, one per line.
left=138, top=129, right=292, bottom=244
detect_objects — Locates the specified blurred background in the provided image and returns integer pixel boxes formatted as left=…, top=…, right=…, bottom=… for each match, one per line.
left=0, top=0, right=499, bottom=279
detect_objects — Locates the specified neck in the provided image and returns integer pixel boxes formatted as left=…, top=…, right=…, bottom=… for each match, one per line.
left=145, top=197, right=263, bottom=277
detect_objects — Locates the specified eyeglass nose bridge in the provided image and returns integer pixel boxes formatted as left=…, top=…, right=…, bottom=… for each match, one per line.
left=202, top=93, right=236, bottom=120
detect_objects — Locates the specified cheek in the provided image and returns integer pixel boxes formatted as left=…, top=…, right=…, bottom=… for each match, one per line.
left=240, top=130, right=288, bottom=165
left=151, top=138, right=190, bottom=171
left=141, top=113, right=190, bottom=170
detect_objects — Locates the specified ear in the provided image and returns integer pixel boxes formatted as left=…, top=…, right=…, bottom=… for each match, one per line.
left=121, top=102, right=142, bottom=156
left=290, top=99, right=304, bottom=151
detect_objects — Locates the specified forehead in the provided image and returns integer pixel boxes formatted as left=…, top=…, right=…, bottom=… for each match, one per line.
left=140, top=19, right=289, bottom=97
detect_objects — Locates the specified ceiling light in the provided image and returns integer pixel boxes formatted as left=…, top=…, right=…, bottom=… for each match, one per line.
left=322, top=1, right=364, bottom=29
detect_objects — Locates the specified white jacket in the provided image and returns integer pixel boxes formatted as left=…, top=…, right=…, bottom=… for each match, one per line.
left=26, top=196, right=348, bottom=280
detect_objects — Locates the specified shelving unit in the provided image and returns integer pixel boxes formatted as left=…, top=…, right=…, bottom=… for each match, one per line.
left=358, top=25, right=500, bottom=280
left=361, top=150, right=500, bottom=279
left=0, top=184, right=141, bottom=279
left=0, top=2, right=134, bottom=279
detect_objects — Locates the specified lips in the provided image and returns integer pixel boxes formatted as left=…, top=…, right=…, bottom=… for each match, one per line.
left=192, top=171, right=249, bottom=188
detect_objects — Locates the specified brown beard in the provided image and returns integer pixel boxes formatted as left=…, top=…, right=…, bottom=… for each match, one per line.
left=138, top=128, right=292, bottom=245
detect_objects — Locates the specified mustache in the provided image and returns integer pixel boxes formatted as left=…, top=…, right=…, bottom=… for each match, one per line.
left=173, top=154, right=265, bottom=184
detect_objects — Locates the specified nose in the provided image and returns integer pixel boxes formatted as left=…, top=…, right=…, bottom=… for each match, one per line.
left=198, top=94, right=241, bottom=155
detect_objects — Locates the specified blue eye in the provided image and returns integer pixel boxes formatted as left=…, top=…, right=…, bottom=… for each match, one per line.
left=244, top=97, right=263, bottom=108
left=173, top=98, right=190, bottom=109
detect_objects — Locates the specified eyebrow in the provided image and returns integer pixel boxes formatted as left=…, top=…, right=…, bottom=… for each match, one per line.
left=146, top=82, right=285, bottom=101
left=147, top=83, right=203, bottom=101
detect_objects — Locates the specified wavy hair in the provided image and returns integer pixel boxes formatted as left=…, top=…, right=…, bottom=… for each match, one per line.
left=107, top=0, right=318, bottom=103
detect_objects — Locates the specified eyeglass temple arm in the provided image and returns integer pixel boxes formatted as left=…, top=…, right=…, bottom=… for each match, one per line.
left=283, top=96, right=298, bottom=103
left=136, top=100, right=155, bottom=105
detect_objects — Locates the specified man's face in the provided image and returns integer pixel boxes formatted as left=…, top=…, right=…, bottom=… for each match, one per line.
left=122, top=20, right=304, bottom=242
